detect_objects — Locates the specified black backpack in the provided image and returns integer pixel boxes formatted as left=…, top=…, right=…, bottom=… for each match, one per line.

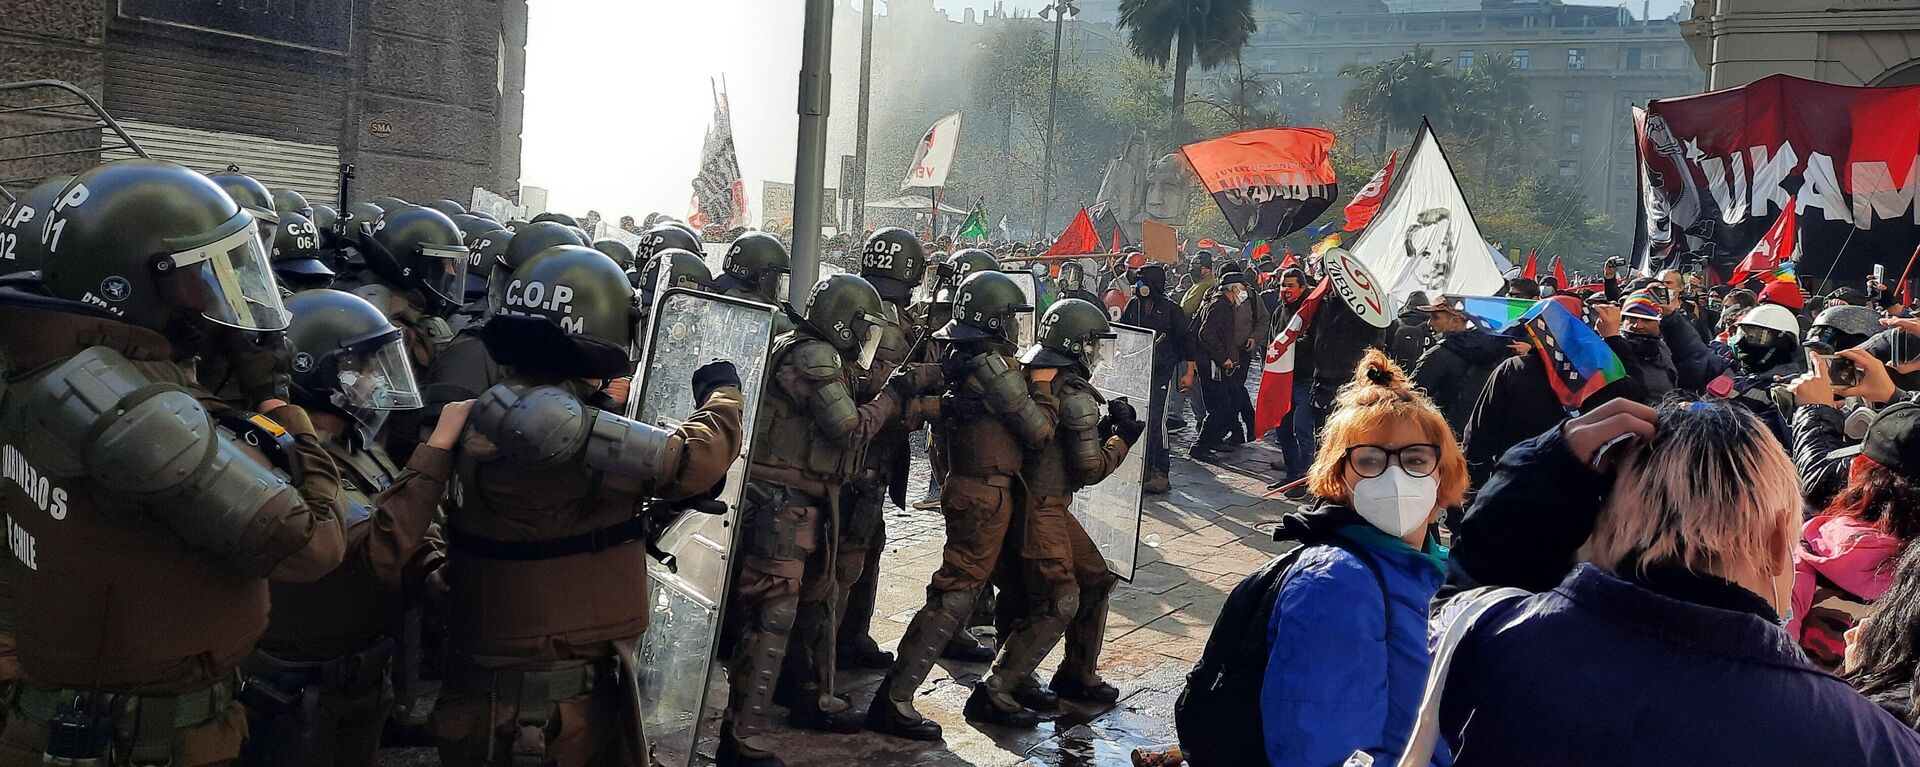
left=1174, top=535, right=1388, bottom=767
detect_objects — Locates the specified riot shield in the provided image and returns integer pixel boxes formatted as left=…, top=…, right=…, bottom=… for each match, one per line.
left=1003, top=269, right=1039, bottom=349
left=1072, top=321, right=1153, bottom=581
left=627, top=289, right=775, bottom=767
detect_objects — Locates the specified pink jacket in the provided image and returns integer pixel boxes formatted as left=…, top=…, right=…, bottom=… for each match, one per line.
left=1788, top=513, right=1899, bottom=642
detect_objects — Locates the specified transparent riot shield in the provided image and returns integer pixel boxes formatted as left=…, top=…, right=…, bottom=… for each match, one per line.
left=627, top=289, right=775, bottom=767
left=1072, top=322, right=1153, bottom=581
left=1003, top=269, right=1039, bottom=349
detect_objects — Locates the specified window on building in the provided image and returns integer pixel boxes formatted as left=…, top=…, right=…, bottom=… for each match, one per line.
left=1308, top=53, right=1325, bottom=73
left=1646, top=50, right=1663, bottom=70
left=1568, top=48, right=1587, bottom=69
left=1559, top=160, right=1579, bottom=178
left=1563, top=90, right=1586, bottom=117
left=1563, top=126, right=1582, bottom=149
left=1262, top=57, right=1278, bottom=72
left=1625, top=48, right=1642, bottom=70
left=1458, top=50, right=1475, bottom=71
left=1513, top=48, right=1530, bottom=69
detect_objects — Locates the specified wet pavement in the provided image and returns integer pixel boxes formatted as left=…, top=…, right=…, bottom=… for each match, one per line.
left=380, top=393, right=1304, bottom=766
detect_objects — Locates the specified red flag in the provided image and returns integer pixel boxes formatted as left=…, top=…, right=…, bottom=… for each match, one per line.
left=1553, top=256, right=1568, bottom=289
left=1279, top=247, right=1298, bottom=269
left=1732, top=195, right=1798, bottom=284
left=1342, top=150, right=1398, bottom=232
left=1255, top=278, right=1332, bottom=437
left=1044, top=207, right=1101, bottom=256
left=1109, top=227, right=1123, bottom=254
left=1521, top=249, right=1539, bottom=281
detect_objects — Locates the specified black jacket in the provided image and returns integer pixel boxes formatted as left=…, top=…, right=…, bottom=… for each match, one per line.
left=1413, top=329, right=1512, bottom=431
left=1120, top=266, right=1193, bottom=377
left=1384, top=308, right=1434, bottom=371
left=1791, top=403, right=1860, bottom=513
left=1460, top=340, right=1637, bottom=490
left=1304, top=296, right=1385, bottom=383
left=1662, top=311, right=1725, bottom=393
left=1614, top=332, right=1678, bottom=404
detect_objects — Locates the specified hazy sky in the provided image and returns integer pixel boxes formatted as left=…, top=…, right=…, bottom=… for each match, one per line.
left=521, top=0, right=1692, bottom=222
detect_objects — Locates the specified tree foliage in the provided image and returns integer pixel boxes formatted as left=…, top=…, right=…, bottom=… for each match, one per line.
left=1117, top=0, right=1257, bottom=138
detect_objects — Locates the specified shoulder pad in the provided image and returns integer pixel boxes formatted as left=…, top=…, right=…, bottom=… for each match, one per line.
left=788, top=340, right=844, bottom=381
left=1056, top=381, right=1103, bottom=431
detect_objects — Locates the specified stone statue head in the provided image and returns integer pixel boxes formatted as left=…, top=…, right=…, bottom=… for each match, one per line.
left=1143, top=153, right=1191, bottom=224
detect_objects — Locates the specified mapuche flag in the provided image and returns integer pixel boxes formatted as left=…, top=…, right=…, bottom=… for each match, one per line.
left=1254, top=277, right=1332, bottom=437
left=1511, top=299, right=1626, bottom=410
left=689, top=79, right=748, bottom=231
left=1182, top=127, right=1338, bottom=243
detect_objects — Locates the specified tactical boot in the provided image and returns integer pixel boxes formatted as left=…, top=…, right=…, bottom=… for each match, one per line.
left=839, top=636, right=895, bottom=670
left=1143, top=470, right=1171, bottom=495
left=1049, top=673, right=1121, bottom=705
left=942, top=630, right=996, bottom=662
left=789, top=692, right=864, bottom=734
left=1014, top=675, right=1061, bottom=711
left=963, top=681, right=1041, bottom=728
left=717, top=723, right=786, bottom=767
left=865, top=693, right=943, bottom=741
left=1053, top=581, right=1121, bottom=704
left=868, top=590, right=972, bottom=742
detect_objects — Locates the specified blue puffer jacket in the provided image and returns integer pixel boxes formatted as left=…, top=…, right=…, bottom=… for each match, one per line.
left=1261, top=521, right=1452, bottom=767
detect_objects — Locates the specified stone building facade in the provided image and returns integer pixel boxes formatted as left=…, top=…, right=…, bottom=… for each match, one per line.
left=1684, top=0, right=1920, bottom=89
left=0, top=0, right=526, bottom=207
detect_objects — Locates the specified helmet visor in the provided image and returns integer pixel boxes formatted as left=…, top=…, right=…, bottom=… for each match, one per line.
left=771, top=272, right=792, bottom=304
left=165, top=220, right=291, bottom=331
left=486, top=265, right=514, bottom=311
left=419, top=245, right=471, bottom=306
left=1733, top=325, right=1784, bottom=348
left=855, top=312, right=886, bottom=370
left=1088, top=338, right=1116, bottom=375
left=331, top=331, right=423, bottom=411
left=1009, top=309, right=1035, bottom=348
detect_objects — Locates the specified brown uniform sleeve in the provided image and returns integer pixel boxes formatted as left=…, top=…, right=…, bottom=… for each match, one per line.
left=355, top=445, right=454, bottom=587
left=1072, top=436, right=1133, bottom=487
left=262, top=404, right=350, bottom=583
left=774, top=355, right=905, bottom=452
left=648, top=385, right=746, bottom=501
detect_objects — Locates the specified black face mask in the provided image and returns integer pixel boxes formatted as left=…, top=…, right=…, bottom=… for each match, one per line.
left=1735, top=341, right=1786, bottom=373
left=1622, top=331, right=1665, bottom=359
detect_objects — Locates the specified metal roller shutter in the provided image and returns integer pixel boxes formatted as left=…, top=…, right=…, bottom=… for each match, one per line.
left=100, top=120, right=340, bottom=207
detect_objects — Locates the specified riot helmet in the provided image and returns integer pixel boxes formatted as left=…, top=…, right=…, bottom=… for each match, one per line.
left=935, top=270, right=1032, bottom=343
left=593, top=239, right=637, bottom=271
left=452, top=214, right=498, bottom=244
left=1059, top=259, right=1089, bottom=294
left=309, top=203, right=339, bottom=233
left=366, top=205, right=471, bottom=314
left=859, top=227, right=926, bottom=304
left=637, top=248, right=717, bottom=309
left=1020, top=297, right=1117, bottom=374
left=370, top=195, right=410, bottom=212
left=722, top=231, right=792, bottom=300
left=271, top=210, right=334, bottom=289
left=799, top=273, right=890, bottom=369
left=936, top=248, right=1001, bottom=304
left=205, top=170, right=279, bottom=250
left=40, top=159, right=290, bottom=332
left=428, top=199, right=468, bottom=218
left=482, top=244, right=643, bottom=379
left=465, top=229, right=511, bottom=304
left=1731, top=303, right=1802, bottom=373
left=271, top=187, right=313, bottom=219
left=489, top=221, right=585, bottom=310
left=1808, top=304, right=1883, bottom=354
left=284, top=289, right=423, bottom=439
left=344, top=201, right=385, bottom=230
left=0, top=174, right=72, bottom=274
left=531, top=211, right=579, bottom=228
left=637, top=222, right=702, bottom=262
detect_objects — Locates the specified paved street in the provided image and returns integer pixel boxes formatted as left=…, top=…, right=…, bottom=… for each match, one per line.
left=381, top=412, right=1302, bottom=767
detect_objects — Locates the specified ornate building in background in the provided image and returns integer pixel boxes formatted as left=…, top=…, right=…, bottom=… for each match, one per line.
left=1684, top=0, right=1920, bottom=89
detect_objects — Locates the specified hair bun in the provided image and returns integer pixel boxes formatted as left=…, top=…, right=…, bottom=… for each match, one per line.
left=1365, top=366, right=1394, bottom=386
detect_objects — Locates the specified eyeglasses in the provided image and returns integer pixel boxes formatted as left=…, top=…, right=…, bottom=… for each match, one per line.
left=1342, top=443, right=1441, bottom=479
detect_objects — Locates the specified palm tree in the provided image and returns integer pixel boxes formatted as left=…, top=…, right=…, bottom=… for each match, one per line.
left=1340, top=47, right=1458, bottom=155
left=1117, top=0, right=1258, bottom=139
left=1454, top=53, right=1548, bottom=179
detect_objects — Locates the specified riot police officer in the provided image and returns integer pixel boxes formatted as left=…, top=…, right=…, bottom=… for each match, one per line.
left=432, top=244, right=743, bottom=767
left=272, top=188, right=315, bottom=220
left=0, top=174, right=71, bottom=274
left=592, top=239, right=637, bottom=272
left=868, top=270, right=1051, bottom=740
left=836, top=228, right=929, bottom=668
left=717, top=232, right=792, bottom=304
left=635, top=249, right=719, bottom=344
left=981, top=298, right=1143, bottom=723
left=207, top=169, right=280, bottom=250
left=0, top=159, right=347, bottom=765
left=338, top=205, right=471, bottom=463
left=724, top=274, right=938, bottom=767
left=240, top=289, right=463, bottom=766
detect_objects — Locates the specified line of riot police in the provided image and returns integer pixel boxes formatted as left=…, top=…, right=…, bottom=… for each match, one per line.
left=0, top=158, right=1143, bottom=767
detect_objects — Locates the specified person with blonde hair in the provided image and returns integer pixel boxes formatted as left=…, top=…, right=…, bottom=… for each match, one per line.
left=1430, top=398, right=1920, bottom=765
left=1258, top=349, right=1467, bottom=766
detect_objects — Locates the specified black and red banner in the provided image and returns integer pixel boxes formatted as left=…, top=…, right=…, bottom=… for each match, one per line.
left=1182, top=127, right=1338, bottom=243
left=1635, top=74, right=1920, bottom=287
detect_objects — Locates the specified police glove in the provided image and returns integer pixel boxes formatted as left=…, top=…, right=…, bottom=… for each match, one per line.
left=1100, top=398, right=1146, bottom=446
left=691, top=360, right=741, bottom=404
left=222, top=328, right=293, bottom=406
left=886, top=363, right=944, bottom=401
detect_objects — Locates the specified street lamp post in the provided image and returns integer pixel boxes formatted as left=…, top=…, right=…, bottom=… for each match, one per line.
left=1038, top=0, right=1077, bottom=238
left=852, top=0, right=875, bottom=240
left=791, top=0, right=833, bottom=300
